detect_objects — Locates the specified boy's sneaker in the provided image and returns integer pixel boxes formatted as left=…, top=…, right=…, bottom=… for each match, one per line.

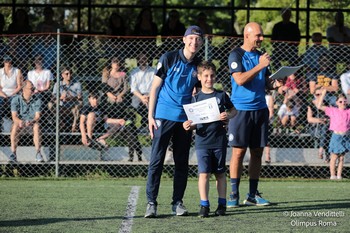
left=243, top=192, right=271, bottom=206
left=172, top=201, right=189, bottom=216
left=9, top=153, right=17, bottom=163
left=144, top=202, right=157, bottom=218
left=198, top=205, right=210, bottom=218
left=227, top=193, right=239, bottom=208
left=36, top=152, right=44, bottom=162
left=214, top=204, right=226, bottom=216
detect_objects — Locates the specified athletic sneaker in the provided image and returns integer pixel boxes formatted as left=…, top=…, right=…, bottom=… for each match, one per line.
left=214, top=204, right=226, bottom=216
left=227, top=193, right=239, bottom=208
left=172, top=201, right=189, bottom=216
left=144, top=202, right=157, bottom=218
left=9, top=153, right=17, bottom=163
left=36, top=152, right=44, bottom=162
left=243, top=192, right=271, bottom=206
left=198, top=205, right=210, bottom=218
left=255, top=191, right=270, bottom=205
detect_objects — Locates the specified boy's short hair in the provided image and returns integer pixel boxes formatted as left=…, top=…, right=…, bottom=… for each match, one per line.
left=197, top=60, right=216, bottom=74
left=88, top=92, right=99, bottom=99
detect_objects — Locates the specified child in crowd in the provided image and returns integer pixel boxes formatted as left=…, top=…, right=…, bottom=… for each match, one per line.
left=79, top=92, right=131, bottom=152
left=264, top=90, right=275, bottom=163
left=317, top=89, right=350, bottom=179
left=277, top=97, right=299, bottom=133
left=183, top=61, right=237, bottom=217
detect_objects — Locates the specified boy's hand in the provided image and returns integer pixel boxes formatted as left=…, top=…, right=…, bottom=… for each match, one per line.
left=183, top=120, right=193, bottom=131
left=220, top=112, right=228, bottom=121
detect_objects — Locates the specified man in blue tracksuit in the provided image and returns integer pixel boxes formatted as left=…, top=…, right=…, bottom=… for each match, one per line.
left=144, top=25, right=203, bottom=218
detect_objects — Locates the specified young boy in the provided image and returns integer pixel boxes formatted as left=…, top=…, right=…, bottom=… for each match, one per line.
left=79, top=92, right=131, bottom=152
left=183, top=61, right=237, bottom=217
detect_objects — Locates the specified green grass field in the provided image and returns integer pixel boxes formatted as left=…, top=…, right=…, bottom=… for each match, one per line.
left=0, top=178, right=349, bottom=233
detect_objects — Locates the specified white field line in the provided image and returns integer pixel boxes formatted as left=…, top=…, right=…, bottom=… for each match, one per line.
left=118, top=186, right=140, bottom=233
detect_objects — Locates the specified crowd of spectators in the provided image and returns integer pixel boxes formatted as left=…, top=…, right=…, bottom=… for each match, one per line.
left=0, top=7, right=350, bottom=164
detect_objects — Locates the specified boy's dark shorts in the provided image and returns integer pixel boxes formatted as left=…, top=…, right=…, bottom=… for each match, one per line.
left=196, top=148, right=227, bottom=174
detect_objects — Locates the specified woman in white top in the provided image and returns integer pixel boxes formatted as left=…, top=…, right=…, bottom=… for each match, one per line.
left=27, top=55, right=53, bottom=95
left=0, top=55, right=23, bottom=127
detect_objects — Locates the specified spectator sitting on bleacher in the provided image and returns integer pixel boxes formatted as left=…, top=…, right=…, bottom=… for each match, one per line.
left=130, top=53, right=156, bottom=133
left=9, top=80, right=43, bottom=163
left=301, top=32, right=328, bottom=75
left=277, top=97, right=300, bottom=134
left=308, top=53, right=339, bottom=106
left=326, top=11, right=350, bottom=64
left=0, top=55, right=23, bottom=132
left=102, top=57, right=129, bottom=116
left=36, top=6, right=60, bottom=34
left=307, top=87, right=331, bottom=162
left=28, top=55, right=53, bottom=96
left=51, top=66, right=82, bottom=132
left=28, top=55, right=54, bottom=129
left=271, top=8, right=301, bottom=68
left=264, top=90, right=275, bottom=164
left=101, top=58, right=143, bottom=162
left=340, top=64, right=350, bottom=103
left=79, top=92, right=131, bottom=155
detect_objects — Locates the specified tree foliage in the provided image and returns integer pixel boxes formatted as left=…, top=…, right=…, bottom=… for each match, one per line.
left=0, top=0, right=349, bottom=39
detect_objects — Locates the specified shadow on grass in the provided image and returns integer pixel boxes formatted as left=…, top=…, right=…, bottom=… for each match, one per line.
left=0, top=216, right=122, bottom=227
left=225, top=199, right=350, bottom=216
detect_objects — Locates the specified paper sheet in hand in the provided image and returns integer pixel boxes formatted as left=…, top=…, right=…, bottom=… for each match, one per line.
left=183, top=97, right=220, bottom=124
left=270, top=65, right=304, bottom=80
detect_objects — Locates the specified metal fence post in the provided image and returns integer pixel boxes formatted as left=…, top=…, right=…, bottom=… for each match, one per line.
left=55, top=29, right=61, bottom=177
left=204, top=35, right=208, bottom=61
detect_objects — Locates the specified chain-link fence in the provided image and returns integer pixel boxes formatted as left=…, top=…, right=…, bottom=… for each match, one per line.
left=0, top=33, right=349, bottom=178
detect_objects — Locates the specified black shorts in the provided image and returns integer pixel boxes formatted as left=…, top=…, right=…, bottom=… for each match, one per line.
left=227, top=108, right=269, bottom=148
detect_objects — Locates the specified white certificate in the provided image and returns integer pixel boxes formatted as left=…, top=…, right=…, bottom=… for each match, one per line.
left=269, top=64, right=304, bottom=80
left=183, top=97, right=221, bottom=124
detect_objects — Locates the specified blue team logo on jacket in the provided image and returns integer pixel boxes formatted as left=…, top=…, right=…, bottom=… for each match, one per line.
left=192, top=70, right=198, bottom=78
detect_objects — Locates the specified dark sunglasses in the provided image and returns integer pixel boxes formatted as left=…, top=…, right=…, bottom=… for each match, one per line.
left=338, top=100, right=347, bottom=104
